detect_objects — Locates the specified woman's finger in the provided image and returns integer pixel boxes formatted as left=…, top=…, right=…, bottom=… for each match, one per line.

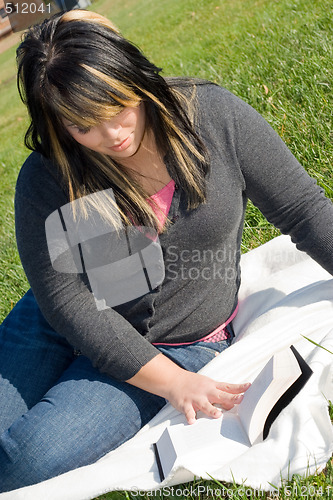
left=184, top=405, right=197, bottom=425
left=218, top=391, right=244, bottom=410
left=216, top=382, right=251, bottom=394
left=206, top=385, right=247, bottom=410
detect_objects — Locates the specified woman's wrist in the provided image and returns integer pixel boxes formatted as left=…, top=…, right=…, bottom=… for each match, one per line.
left=126, top=352, right=250, bottom=424
left=126, top=352, right=185, bottom=400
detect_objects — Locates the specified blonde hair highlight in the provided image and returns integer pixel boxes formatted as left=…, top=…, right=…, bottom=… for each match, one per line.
left=60, top=9, right=120, bottom=34
left=18, top=10, right=209, bottom=233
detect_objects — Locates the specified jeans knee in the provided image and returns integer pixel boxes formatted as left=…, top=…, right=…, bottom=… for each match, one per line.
left=0, top=425, right=67, bottom=492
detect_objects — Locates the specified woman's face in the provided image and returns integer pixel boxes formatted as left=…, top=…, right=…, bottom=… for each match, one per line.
left=63, top=104, right=146, bottom=160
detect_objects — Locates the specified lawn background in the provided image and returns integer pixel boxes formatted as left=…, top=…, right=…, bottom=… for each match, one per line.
left=0, top=0, right=332, bottom=497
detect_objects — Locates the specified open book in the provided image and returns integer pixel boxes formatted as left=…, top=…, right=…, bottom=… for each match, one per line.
left=153, top=345, right=312, bottom=481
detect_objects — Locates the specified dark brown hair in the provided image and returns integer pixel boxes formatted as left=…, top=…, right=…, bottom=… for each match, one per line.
left=17, top=10, right=209, bottom=230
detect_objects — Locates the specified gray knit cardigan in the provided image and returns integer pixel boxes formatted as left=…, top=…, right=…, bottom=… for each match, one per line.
left=15, top=83, right=333, bottom=380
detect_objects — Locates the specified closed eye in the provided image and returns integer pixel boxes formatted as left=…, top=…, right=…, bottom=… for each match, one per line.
left=64, top=121, right=92, bottom=135
left=75, top=126, right=92, bottom=135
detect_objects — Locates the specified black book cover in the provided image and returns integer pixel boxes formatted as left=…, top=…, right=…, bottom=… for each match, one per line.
left=263, top=346, right=313, bottom=439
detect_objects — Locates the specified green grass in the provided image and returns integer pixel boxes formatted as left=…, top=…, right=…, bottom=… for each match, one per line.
left=0, top=0, right=332, bottom=497
left=94, top=0, right=333, bottom=253
left=92, top=460, right=333, bottom=500
left=0, top=0, right=332, bottom=318
left=0, top=43, right=30, bottom=319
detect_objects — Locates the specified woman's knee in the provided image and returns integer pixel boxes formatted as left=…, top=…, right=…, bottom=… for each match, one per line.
left=0, top=416, right=67, bottom=491
left=0, top=289, right=75, bottom=426
left=0, top=403, right=100, bottom=491
left=0, top=382, right=166, bottom=492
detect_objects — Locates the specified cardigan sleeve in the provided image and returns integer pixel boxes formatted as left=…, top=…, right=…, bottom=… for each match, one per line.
left=14, top=153, right=161, bottom=381
left=202, top=84, right=333, bottom=275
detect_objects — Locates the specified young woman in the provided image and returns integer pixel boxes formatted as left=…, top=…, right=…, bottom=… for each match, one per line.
left=0, top=9, right=332, bottom=493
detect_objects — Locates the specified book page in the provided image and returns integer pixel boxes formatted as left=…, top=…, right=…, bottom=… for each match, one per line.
left=154, top=346, right=312, bottom=480
left=238, top=347, right=301, bottom=444
left=155, top=413, right=250, bottom=480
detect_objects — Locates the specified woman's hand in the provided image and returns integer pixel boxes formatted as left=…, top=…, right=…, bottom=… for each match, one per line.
left=126, top=353, right=250, bottom=424
left=164, top=369, right=250, bottom=424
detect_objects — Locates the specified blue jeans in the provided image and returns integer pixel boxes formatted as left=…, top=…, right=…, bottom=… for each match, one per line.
left=0, top=289, right=233, bottom=492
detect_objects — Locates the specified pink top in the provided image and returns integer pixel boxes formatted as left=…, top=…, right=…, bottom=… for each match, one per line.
left=148, top=179, right=176, bottom=232
left=148, top=180, right=238, bottom=346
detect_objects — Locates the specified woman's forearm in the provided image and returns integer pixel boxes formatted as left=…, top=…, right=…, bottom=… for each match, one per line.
left=126, top=353, right=250, bottom=424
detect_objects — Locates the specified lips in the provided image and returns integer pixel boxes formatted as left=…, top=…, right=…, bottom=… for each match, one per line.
left=109, top=135, right=131, bottom=152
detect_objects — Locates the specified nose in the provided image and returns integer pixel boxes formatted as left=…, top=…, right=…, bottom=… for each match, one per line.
left=99, top=120, right=121, bottom=141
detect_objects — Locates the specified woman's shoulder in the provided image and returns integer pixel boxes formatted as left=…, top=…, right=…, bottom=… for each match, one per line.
left=194, top=81, right=254, bottom=119
left=168, top=77, right=241, bottom=101
left=15, top=151, right=68, bottom=209
left=168, top=77, right=253, bottom=123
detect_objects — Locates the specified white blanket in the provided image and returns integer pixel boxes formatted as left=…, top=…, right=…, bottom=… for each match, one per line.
left=2, top=235, right=333, bottom=499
